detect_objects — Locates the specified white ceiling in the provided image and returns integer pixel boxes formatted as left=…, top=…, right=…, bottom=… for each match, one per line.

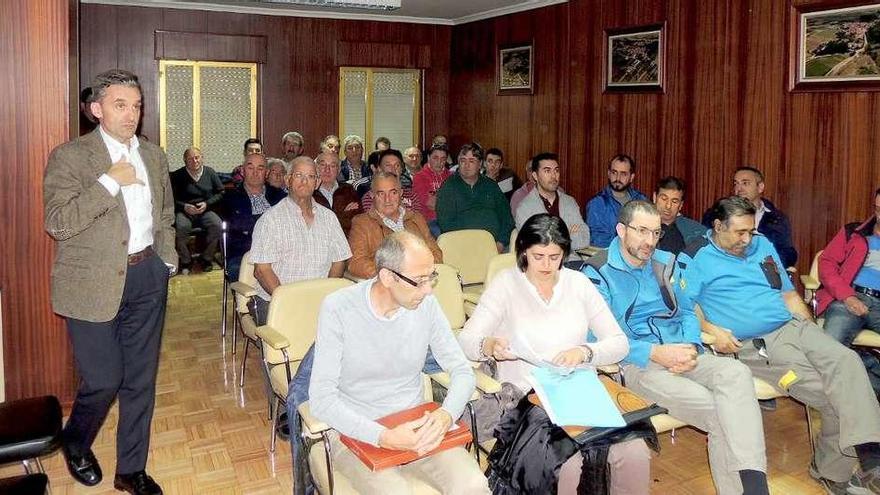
left=81, top=0, right=569, bottom=25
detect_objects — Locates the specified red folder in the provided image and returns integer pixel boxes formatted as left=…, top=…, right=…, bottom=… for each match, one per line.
left=339, top=402, right=473, bottom=471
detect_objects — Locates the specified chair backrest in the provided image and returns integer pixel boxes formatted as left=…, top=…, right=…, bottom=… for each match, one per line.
left=810, top=250, right=822, bottom=283
left=509, top=228, right=519, bottom=251
left=263, top=278, right=354, bottom=365
left=236, top=251, right=257, bottom=312
left=432, top=264, right=466, bottom=331
left=485, top=253, right=517, bottom=289
left=437, top=229, right=498, bottom=286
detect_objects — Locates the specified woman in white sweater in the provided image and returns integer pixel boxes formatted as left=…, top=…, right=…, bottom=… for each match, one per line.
left=457, top=213, right=651, bottom=494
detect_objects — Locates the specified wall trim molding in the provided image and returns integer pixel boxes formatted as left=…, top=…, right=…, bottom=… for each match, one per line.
left=80, top=0, right=568, bottom=25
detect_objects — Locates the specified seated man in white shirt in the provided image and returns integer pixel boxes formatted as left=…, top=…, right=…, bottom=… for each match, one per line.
left=309, top=231, right=489, bottom=495
left=248, top=155, right=352, bottom=325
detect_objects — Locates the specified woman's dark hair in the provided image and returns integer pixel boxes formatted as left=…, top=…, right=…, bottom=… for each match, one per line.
left=515, top=214, right=571, bottom=271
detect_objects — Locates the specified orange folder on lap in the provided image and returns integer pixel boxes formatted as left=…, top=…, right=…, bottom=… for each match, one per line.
left=339, top=402, right=473, bottom=471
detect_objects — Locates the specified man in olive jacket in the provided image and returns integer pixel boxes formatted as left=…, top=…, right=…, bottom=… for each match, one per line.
left=43, top=69, right=175, bottom=495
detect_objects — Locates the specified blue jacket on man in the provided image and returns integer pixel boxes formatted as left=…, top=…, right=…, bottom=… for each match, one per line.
left=585, top=186, right=647, bottom=248
left=701, top=197, right=797, bottom=268
left=579, top=237, right=702, bottom=367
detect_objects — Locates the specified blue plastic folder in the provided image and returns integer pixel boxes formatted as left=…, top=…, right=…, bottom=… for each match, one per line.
left=527, top=367, right=626, bottom=428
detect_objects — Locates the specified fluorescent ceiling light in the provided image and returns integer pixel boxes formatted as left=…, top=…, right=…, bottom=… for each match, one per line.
left=261, top=0, right=401, bottom=10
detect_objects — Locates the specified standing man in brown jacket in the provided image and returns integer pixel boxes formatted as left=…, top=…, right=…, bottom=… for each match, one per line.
left=43, top=69, right=175, bottom=495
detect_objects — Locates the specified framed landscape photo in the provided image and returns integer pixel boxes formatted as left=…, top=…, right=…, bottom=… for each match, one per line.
left=605, top=23, right=665, bottom=92
left=790, top=2, right=880, bottom=91
left=497, top=42, right=533, bottom=95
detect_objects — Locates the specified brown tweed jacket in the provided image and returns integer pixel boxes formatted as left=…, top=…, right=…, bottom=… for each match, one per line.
left=43, top=130, right=176, bottom=322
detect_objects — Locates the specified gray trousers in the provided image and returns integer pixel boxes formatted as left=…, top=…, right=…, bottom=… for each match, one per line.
left=738, top=316, right=880, bottom=482
left=622, top=353, right=766, bottom=495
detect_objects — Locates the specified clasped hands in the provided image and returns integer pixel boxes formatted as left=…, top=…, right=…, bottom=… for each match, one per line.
left=378, top=408, right=452, bottom=455
left=651, top=343, right=698, bottom=373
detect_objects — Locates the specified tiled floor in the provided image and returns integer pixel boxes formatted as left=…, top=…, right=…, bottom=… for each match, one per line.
left=2, top=270, right=828, bottom=494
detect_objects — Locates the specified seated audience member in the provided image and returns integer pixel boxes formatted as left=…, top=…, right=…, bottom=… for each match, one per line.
left=401, top=146, right=422, bottom=188
left=509, top=159, right=535, bottom=214
left=817, top=187, right=880, bottom=395
left=266, top=158, right=288, bottom=192
left=679, top=195, right=880, bottom=493
left=436, top=143, right=514, bottom=252
left=319, top=134, right=340, bottom=155
left=339, top=134, right=369, bottom=184
left=413, top=144, right=452, bottom=237
left=457, top=214, right=650, bottom=494
left=652, top=176, right=704, bottom=254
left=702, top=166, right=797, bottom=268
left=360, top=149, right=421, bottom=212
left=583, top=201, right=769, bottom=495
left=374, top=136, right=391, bottom=151
left=170, top=147, right=224, bottom=273
left=586, top=154, right=646, bottom=248
left=514, top=152, right=589, bottom=253
left=423, top=133, right=449, bottom=165
left=348, top=171, right=442, bottom=279
left=484, top=148, right=522, bottom=201
left=248, top=156, right=351, bottom=325
left=309, top=231, right=489, bottom=495
left=231, top=138, right=263, bottom=183
left=222, top=153, right=286, bottom=281
left=312, top=152, right=361, bottom=236
left=281, top=131, right=304, bottom=166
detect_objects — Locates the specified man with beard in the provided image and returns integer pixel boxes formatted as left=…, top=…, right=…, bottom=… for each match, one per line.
left=679, top=195, right=880, bottom=493
left=281, top=131, right=305, bottom=166
left=513, top=152, right=589, bottom=253
left=586, top=154, right=646, bottom=248
left=582, top=200, right=768, bottom=495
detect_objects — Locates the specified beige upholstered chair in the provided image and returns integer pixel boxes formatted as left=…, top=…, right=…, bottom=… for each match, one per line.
left=437, top=229, right=499, bottom=295
left=463, top=252, right=516, bottom=317
left=256, top=277, right=354, bottom=452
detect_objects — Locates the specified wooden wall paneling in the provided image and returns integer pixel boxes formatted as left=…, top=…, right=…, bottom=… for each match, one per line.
left=1, top=0, right=74, bottom=401
left=116, top=6, right=164, bottom=143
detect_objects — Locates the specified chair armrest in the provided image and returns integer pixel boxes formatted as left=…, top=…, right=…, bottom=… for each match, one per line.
left=576, top=246, right=602, bottom=258
left=229, top=281, right=257, bottom=298
left=298, top=401, right=331, bottom=434
left=800, top=274, right=820, bottom=290
left=597, top=363, right=620, bottom=376
left=429, top=368, right=502, bottom=398
left=255, top=325, right=290, bottom=350
left=700, top=332, right=717, bottom=345
left=462, top=293, right=481, bottom=306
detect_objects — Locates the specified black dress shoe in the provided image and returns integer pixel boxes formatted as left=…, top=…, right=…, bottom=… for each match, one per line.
left=114, top=471, right=163, bottom=495
left=62, top=446, right=102, bottom=486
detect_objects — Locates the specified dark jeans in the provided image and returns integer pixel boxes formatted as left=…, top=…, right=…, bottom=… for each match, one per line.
left=823, top=292, right=880, bottom=394
left=174, top=210, right=222, bottom=265
left=64, top=253, right=168, bottom=474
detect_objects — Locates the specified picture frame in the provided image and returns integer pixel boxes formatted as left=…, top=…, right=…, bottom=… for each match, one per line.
left=497, top=42, right=533, bottom=95
left=604, top=23, right=665, bottom=93
left=789, top=1, right=880, bottom=92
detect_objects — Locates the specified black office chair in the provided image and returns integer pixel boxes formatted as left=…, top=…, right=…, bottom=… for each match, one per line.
left=0, top=395, right=62, bottom=494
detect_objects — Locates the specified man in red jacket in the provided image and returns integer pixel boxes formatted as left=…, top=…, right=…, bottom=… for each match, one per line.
left=818, top=187, right=880, bottom=395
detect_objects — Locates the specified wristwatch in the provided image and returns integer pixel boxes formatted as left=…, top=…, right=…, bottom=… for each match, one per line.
left=581, top=345, right=594, bottom=364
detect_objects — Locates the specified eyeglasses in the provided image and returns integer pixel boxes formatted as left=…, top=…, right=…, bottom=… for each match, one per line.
left=387, top=268, right=439, bottom=288
left=291, top=172, right=317, bottom=181
left=625, top=224, right=664, bottom=239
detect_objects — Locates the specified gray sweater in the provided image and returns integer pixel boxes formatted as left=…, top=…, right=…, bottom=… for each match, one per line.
left=514, top=188, right=591, bottom=251
left=309, top=280, right=476, bottom=446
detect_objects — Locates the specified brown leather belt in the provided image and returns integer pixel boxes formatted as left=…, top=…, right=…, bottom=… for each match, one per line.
left=127, top=245, right=154, bottom=265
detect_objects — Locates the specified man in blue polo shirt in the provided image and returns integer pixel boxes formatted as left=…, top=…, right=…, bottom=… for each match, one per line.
left=582, top=200, right=768, bottom=495
left=678, top=196, right=880, bottom=494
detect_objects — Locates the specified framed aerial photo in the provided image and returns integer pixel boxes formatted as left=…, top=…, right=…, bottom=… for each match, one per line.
left=790, top=2, right=880, bottom=91
left=605, top=23, right=665, bottom=92
left=497, top=42, right=533, bottom=95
